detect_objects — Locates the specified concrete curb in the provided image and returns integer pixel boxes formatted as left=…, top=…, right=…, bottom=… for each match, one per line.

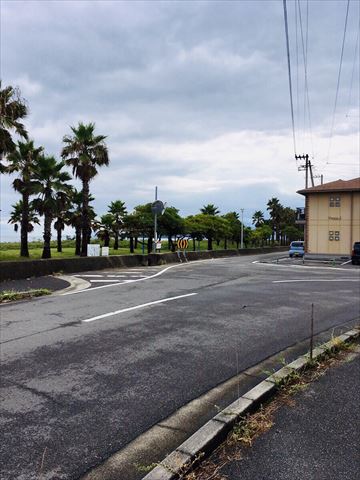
left=143, top=327, right=360, bottom=480
left=54, top=275, right=91, bottom=295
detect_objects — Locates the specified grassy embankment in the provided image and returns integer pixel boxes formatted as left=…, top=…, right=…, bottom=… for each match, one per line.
left=0, top=239, right=235, bottom=261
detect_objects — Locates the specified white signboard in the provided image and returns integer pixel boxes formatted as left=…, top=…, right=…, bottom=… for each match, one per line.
left=88, top=244, right=101, bottom=257
left=156, top=241, right=162, bottom=250
left=101, top=246, right=109, bottom=256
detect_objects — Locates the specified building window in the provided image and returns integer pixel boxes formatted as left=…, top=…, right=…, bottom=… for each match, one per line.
left=329, top=230, right=340, bottom=241
left=329, top=195, right=341, bottom=207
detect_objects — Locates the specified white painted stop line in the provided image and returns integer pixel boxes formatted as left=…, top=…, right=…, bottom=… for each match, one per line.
left=82, top=293, right=198, bottom=323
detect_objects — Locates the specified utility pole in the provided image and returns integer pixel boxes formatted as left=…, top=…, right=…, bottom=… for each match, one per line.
left=296, top=154, right=322, bottom=188
left=240, top=208, right=244, bottom=249
left=296, top=154, right=311, bottom=188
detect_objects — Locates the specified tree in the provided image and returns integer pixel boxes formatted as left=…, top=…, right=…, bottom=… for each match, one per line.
left=185, top=213, right=227, bottom=250
left=222, top=211, right=241, bottom=249
left=250, top=224, right=272, bottom=246
left=252, top=210, right=265, bottom=228
left=108, top=200, right=127, bottom=250
left=61, top=122, right=109, bottom=256
left=32, top=156, right=72, bottom=259
left=267, top=197, right=282, bottom=243
left=158, top=206, right=184, bottom=251
left=8, top=200, right=40, bottom=233
left=184, top=215, right=206, bottom=251
left=123, top=213, right=141, bottom=253
left=5, top=140, right=43, bottom=257
left=93, top=214, right=114, bottom=247
left=0, top=82, right=28, bottom=164
left=282, top=225, right=303, bottom=243
left=54, top=187, right=73, bottom=252
left=278, top=207, right=297, bottom=245
left=67, top=190, right=95, bottom=255
left=131, top=203, right=154, bottom=253
left=200, top=204, right=220, bottom=216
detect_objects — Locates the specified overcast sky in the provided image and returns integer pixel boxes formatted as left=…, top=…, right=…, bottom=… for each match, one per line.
left=1, top=0, right=359, bottom=241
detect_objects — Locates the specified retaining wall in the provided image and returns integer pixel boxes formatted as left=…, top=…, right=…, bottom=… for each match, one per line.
left=0, top=247, right=287, bottom=281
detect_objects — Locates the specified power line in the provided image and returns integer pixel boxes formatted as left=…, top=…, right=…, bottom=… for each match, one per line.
left=326, top=0, right=350, bottom=162
left=346, top=18, right=360, bottom=117
left=283, top=0, right=297, bottom=156
left=297, top=0, right=315, bottom=159
left=295, top=1, right=300, bottom=145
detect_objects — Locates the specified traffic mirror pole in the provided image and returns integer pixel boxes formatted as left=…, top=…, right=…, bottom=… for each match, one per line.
left=153, top=186, right=158, bottom=253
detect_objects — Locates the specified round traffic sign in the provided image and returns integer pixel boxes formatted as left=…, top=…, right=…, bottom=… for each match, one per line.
left=151, top=200, right=165, bottom=215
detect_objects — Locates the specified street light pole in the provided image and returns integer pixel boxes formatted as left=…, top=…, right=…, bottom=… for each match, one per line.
left=240, top=208, right=244, bottom=249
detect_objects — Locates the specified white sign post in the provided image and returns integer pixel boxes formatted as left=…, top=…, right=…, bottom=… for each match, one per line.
left=101, top=246, right=109, bottom=256
left=88, top=244, right=101, bottom=256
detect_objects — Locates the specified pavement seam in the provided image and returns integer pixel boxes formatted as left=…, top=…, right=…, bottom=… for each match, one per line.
left=142, top=327, right=360, bottom=480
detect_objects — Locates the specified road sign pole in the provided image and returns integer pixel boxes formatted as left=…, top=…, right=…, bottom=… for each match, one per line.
left=240, top=208, right=244, bottom=249
left=153, top=186, right=158, bottom=253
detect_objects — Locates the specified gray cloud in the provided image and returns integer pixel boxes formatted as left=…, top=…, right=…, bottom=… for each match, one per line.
left=1, top=0, right=359, bottom=241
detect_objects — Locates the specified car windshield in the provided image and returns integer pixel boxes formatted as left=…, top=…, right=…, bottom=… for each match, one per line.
left=291, top=242, right=303, bottom=248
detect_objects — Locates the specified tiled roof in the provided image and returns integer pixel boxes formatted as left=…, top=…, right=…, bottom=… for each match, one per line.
left=297, top=177, right=360, bottom=195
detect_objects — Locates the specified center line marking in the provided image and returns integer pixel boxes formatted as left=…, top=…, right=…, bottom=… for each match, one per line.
left=273, top=278, right=359, bottom=283
left=82, top=293, right=198, bottom=323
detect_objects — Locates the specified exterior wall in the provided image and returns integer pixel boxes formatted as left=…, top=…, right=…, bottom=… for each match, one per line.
left=306, top=191, right=360, bottom=255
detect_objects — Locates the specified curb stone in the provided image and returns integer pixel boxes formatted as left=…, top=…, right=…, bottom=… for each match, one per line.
left=143, top=327, right=360, bottom=480
left=54, top=275, right=90, bottom=294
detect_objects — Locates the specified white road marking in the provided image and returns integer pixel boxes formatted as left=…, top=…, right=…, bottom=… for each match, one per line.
left=341, top=260, right=352, bottom=265
left=62, top=260, right=211, bottom=296
left=254, top=262, right=357, bottom=273
left=82, top=293, right=198, bottom=323
left=90, top=279, right=122, bottom=283
left=106, top=275, right=127, bottom=278
left=273, top=278, right=359, bottom=283
left=73, top=274, right=104, bottom=278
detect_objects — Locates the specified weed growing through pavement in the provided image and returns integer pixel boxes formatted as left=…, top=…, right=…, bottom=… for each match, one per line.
left=183, top=339, right=359, bottom=480
left=135, top=452, right=205, bottom=478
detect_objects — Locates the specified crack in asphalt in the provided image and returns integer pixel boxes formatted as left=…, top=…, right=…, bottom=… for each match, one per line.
left=0, top=320, right=82, bottom=345
left=4, top=378, right=65, bottom=406
left=157, top=423, right=188, bottom=434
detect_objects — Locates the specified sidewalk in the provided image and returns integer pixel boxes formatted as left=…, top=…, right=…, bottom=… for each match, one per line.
left=189, top=348, right=360, bottom=480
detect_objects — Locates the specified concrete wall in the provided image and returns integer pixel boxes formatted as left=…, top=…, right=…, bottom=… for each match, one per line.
left=0, top=247, right=287, bottom=282
left=307, top=192, right=360, bottom=255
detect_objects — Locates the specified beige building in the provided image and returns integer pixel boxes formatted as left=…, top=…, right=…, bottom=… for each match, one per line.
left=297, top=177, right=360, bottom=256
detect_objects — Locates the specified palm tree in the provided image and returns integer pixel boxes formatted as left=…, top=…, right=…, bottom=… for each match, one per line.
left=61, top=122, right=109, bottom=256
left=5, top=140, right=43, bottom=257
left=54, top=188, right=73, bottom=252
left=108, top=200, right=127, bottom=249
left=32, top=156, right=72, bottom=259
left=267, top=197, right=282, bottom=243
left=8, top=200, right=40, bottom=233
left=93, top=214, right=114, bottom=247
left=252, top=210, right=265, bottom=228
left=0, top=82, right=28, bottom=165
left=67, top=189, right=95, bottom=255
left=200, top=204, right=220, bottom=216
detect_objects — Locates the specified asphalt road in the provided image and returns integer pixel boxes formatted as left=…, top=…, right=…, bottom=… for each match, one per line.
left=1, top=252, right=359, bottom=480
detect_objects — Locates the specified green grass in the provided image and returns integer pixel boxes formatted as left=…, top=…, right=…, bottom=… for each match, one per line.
left=0, top=288, right=51, bottom=303
left=0, top=239, right=241, bottom=261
